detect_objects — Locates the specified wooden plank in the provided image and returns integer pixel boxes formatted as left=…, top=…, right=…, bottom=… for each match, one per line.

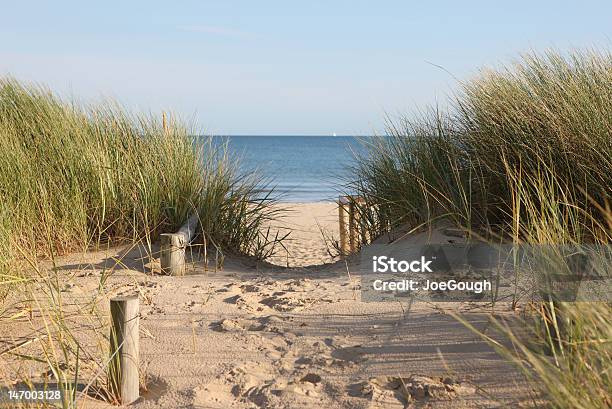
left=176, top=214, right=199, bottom=244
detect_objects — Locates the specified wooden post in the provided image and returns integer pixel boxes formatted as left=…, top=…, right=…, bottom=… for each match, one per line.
left=338, top=196, right=350, bottom=256
left=160, top=214, right=199, bottom=276
left=353, top=196, right=366, bottom=251
left=160, top=233, right=186, bottom=276
left=349, top=200, right=359, bottom=253
left=109, top=295, right=139, bottom=405
left=339, top=196, right=366, bottom=256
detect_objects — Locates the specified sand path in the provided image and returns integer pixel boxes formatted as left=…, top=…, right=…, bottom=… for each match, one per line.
left=0, top=203, right=532, bottom=408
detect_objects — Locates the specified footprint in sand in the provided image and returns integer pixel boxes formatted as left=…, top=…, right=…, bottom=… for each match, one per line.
left=192, top=382, right=236, bottom=409
left=195, top=313, right=378, bottom=408
left=210, top=318, right=266, bottom=332
left=331, top=344, right=369, bottom=363
left=291, top=338, right=357, bottom=371
left=350, top=375, right=477, bottom=407
left=220, top=278, right=339, bottom=313
left=209, top=315, right=295, bottom=335
left=180, top=299, right=212, bottom=312
left=193, top=362, right=325, bottom=408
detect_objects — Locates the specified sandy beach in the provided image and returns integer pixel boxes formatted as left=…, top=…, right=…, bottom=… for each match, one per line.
left=2, top=15, right=608, bottom=405
left=0, top=203, right=534, bottom=409
left=267, top=202, right=340, bottom=267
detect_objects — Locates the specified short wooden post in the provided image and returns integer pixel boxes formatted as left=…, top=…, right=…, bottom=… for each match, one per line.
left=109, top=295, right=139, bottom=405
left=160, top=233, right=186, bottom=276
left=339, top=196, right=366, bottom=256
left=338, top=196, right=350, bottom=256
left=160, top=214, right=199, bottom=276
left=349, top=200, right=359, bottom=253
left=353, top=196, right=366, bottom=251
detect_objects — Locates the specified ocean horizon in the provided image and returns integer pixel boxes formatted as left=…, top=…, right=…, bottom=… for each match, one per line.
left=210, top=135, right=367, bottom=202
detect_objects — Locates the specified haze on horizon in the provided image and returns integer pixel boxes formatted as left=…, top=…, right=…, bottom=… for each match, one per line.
left=1, top=1, right=610, bottom=135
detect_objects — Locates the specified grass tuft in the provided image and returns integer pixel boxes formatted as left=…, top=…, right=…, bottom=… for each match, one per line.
left=0, top=77, right=287, bottom=405
left=349, top=48, right=611, bottom=407
left=0, top=77, right=285, bottom=276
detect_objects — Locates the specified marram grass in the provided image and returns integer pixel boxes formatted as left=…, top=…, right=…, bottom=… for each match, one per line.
left=0, top=78, right=286, bottom=406
left=350, top=49, right=611, bottom=408
left=350, top=49, right=612, bottom=240
left=0, top=78, right=284, bottom=282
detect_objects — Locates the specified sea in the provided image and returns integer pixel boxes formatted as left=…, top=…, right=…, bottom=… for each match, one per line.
left=211, top=135, right=366, bottom=202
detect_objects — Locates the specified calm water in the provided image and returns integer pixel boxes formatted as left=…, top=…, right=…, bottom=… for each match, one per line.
left=212, top=135, right=365, bottom=202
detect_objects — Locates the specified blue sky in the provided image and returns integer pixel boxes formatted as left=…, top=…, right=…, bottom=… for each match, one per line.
left=1, top=1, right=610, bottom=135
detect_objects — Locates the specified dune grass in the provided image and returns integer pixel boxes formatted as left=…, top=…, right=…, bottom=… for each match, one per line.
left=0, top=77, right=287, bottom=406
left=0, top=77, right=284, bottom=275
left=457, top=167, right=611, bottom=408
left=349, top=49, right=611, bottom=407
left=351, top=49, right=611, bottom=240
